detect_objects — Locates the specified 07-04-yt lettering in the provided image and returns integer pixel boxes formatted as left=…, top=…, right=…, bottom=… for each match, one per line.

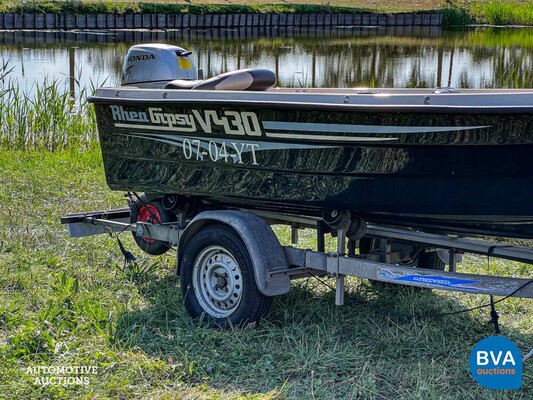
left=182, top=138, right=259, bottom=166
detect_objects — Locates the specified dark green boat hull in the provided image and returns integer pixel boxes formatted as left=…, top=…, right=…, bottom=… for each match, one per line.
left=91, top=99, right=533, bottom=238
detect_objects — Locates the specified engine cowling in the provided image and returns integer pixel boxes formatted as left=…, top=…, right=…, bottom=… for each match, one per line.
left=121, top=43, right=198, bottom=88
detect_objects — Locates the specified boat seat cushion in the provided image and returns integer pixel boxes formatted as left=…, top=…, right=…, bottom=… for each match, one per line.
left=191, top=68, right=276, bottom=91
left=164, top=79, right=203, bottom=90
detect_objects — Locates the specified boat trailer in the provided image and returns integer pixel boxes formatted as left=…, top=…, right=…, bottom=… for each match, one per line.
left=62, top=207, right=533, bottom=308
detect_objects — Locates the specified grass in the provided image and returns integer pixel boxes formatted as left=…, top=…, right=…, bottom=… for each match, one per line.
left=449, top=1, right=533, bottom=25
left=0, top=76, right=532, bottom=397
left=470, top=1, right=533, bottom=25
left=2, top=1, right=533, bottom=25
left=0, top=148, right=531, bottom=398
left=0, top=64, right=97, bottom=151
left=0, top=1, right=446, bottom=15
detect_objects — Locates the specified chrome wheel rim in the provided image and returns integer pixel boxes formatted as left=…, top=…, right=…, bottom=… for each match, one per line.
left=192, top=245, right=243, bottom=318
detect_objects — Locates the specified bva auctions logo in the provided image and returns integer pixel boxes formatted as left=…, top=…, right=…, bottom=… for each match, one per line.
left=469, top=336, right=522, bottom=390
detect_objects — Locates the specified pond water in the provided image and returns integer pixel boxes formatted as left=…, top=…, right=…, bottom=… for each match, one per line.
left=1, top=26, right=533, bottom=93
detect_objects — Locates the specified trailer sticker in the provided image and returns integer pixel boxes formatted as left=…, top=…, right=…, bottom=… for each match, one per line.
left=378, top=268, right=488, bottom=292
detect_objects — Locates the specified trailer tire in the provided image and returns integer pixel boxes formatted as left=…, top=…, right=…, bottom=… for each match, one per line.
left=180, top=224, right=272, bottom=327
left=130, top=200, right=175, bottom=255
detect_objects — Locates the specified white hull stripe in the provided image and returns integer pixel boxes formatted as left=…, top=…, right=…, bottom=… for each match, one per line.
left=114, top=123, right=396, bottom=143
left=117, top=132, right=335, bottom=158
left=265, top=132, right=397, bottom=142
left=113, top=121, right=488, bottom=143
left=124, top=132, right=334, bottom=150
left=114, top=123, right=192, bottom=132
left=262, top=121, right=491, bottom=134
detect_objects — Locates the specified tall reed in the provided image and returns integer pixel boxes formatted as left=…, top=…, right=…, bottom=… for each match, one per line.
left=0, top=62, right=98, bottom=151
left=469, top=1, right=533, bottom=25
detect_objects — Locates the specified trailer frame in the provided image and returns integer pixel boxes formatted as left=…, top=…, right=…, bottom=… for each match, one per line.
left=62, top=207, right=533, bottom=306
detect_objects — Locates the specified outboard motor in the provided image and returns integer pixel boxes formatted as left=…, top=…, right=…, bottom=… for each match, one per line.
left=121, top=43, right=199, bottom=88
left=122, top=43, right=276, bottom=91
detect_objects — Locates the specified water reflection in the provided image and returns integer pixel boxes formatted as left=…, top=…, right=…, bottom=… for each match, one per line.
left=1, top=26, right=533, bottom=92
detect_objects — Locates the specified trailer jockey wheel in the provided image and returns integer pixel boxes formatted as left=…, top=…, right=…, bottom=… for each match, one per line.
left=130, top=200, right=176, bottom=255
left=180, top=225, right=272, bottom=327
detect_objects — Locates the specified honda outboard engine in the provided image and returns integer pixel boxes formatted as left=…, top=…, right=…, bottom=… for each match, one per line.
left=121, top=43, right=199, bottom=88
left=122, top=43, right=276, bottom=91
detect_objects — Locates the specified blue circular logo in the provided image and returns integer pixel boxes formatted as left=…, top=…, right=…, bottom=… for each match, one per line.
left=469, top=336, right=522, bottom=390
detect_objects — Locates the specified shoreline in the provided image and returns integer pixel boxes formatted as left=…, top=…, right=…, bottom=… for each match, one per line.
left=0, top=12, right=444, bottom=30
left=1, top=1, right=532, bottom=28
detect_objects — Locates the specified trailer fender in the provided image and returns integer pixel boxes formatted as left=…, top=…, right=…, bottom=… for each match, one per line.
left=177, top=210, right=290, bottom=297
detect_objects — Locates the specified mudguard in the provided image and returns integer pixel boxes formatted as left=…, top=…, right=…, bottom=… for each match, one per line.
left=177, top=210, right=290, bottom=297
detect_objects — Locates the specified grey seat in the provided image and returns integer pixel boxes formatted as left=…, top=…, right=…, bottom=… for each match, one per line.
left=163, top=79, right=203, bottom=90
left=191, top=69, right=276, bottom=91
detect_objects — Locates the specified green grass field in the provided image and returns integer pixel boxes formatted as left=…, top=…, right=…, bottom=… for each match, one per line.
left=0, top=147, right=531, bottom=398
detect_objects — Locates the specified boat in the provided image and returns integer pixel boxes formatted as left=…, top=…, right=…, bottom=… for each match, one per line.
left=88, top=44, right=533, bottom=240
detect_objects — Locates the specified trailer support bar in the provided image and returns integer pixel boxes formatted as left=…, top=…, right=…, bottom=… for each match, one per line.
left=335, top=229, right=347, bottom=305
left=282, top=247, right=533, bottom=298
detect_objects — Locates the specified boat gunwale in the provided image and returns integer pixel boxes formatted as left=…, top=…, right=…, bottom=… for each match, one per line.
left=88, top=95, right=533, bottom=114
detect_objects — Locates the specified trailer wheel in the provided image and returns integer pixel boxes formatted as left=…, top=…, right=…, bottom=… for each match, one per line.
left=180, top=225, right=272, bottom=327
left=130, top=200, right=175, bottom=255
